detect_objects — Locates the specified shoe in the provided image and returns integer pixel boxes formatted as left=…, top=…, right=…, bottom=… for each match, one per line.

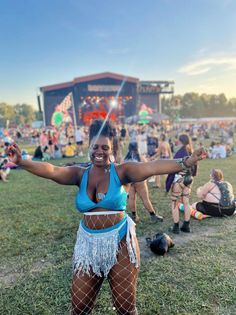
left=150, top=214, right=163, bottom=223
left=169, top=223, right=180, bottom=234
left=131, top=213, right=140, bottom=223
left=180, top=221, right=191, bottom=233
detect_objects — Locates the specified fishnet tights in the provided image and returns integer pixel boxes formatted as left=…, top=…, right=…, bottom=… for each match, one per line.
left=83, top=213, right=125, bottom=230
left=71, top=238, right=140, bottom=315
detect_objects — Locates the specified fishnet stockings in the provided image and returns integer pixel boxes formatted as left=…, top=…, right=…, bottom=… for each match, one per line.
left=71, top=217, right=140, bottom=315
left=83, top=213, right=125, bottom=230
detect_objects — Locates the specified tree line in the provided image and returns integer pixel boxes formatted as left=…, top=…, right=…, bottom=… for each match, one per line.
left=162, top=93, right=236, bottom=119
left=0, top=103, right=42, bottom=127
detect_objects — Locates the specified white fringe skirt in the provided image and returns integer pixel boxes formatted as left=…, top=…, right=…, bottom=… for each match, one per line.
left=73, top=214, right=138, bottom=277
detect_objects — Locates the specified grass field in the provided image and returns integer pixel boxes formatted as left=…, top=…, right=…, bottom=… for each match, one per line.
left=0, top=155, right=236, bottom=315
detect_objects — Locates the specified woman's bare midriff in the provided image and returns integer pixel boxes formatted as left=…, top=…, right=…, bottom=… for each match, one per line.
left=83, top=208, right=125, bottom=229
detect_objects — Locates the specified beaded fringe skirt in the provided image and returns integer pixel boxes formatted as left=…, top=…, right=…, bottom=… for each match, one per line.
left=73, top=215, right=139, bottom=277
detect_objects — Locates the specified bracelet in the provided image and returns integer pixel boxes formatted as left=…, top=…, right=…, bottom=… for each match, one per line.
left=175, top=157, right=191, bottom=171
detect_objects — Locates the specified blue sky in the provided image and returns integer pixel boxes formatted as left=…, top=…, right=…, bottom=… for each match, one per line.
left=1, top=0, right=236, bottom=108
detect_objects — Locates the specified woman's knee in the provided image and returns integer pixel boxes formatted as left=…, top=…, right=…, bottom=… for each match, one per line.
left=113, top=297, right=137, bottom=315
left=71, top=302, right=92, bottom=315
left=71, top=273, right=102, bottom=315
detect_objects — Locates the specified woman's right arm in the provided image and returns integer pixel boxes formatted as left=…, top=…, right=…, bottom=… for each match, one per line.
left=7, top=144, right=81, bottom=185
left=196, top=182, right=212, bottom=199
left=19, top=160, right=80, bottom=185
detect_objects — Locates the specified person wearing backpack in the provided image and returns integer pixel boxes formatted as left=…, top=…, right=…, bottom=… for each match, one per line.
left=191, top=168, right=235, bottom=217
left=166, top=134, right=198, bottom=234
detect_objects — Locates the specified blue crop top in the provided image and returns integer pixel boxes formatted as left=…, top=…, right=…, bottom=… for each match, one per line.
left=76, top=163, right=128, bottom=212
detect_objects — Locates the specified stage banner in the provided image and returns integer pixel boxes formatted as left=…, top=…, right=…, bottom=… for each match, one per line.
left=50, top=93, right=75, bottom=127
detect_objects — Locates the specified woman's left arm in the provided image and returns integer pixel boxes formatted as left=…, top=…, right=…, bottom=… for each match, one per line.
left=119, top=148, right=206, bottom=184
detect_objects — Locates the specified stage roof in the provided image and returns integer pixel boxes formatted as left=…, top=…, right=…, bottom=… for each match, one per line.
left=40, top=72, right=139, bottom=92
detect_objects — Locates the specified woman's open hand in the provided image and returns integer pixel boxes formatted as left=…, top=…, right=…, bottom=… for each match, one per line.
left=6, top=144, right=22, bottom=165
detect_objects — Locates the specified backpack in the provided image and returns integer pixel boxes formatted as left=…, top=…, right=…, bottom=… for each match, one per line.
left=215, top=181, right=234, bottom=207
left=146, top=233, right=174, bottom=256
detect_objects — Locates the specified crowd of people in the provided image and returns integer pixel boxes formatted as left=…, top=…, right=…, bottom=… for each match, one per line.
left=1, top=118, right=236, bottom=314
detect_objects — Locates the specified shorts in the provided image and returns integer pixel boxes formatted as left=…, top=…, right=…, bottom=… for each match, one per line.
left=196, top=200, right=235, bottom=217
left=76, top=141, right=83, bottom=145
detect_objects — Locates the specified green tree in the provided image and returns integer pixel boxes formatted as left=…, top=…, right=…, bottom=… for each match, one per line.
left=34, top=111, right=43, bottom=121
left=0, top=103, right=15, bottom=126
left=14, top=104, right=35, bottom=124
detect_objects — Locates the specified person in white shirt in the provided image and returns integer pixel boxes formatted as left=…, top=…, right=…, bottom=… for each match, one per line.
left=75, top=127, right=84, bottom=156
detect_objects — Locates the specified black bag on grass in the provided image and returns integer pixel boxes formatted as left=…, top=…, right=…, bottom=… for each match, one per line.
left=146, top=233, right=174, bottom=256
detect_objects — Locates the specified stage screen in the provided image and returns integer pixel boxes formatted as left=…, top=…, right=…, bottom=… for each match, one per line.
left=79, top=95, right=134, bottom=125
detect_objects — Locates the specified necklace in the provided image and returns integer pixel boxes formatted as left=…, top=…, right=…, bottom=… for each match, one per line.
left=104, top=164, right=111, bottom=173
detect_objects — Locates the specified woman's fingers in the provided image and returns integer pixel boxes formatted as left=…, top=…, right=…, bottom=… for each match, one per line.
left=6, top=143, right=21, bottom=163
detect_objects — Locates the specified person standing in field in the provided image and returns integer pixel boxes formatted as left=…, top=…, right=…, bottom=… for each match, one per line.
left=7, top=120, right=206, bottom=314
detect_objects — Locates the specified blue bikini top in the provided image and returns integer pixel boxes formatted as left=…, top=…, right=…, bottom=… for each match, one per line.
left=75, top=163, right=128, bottom=212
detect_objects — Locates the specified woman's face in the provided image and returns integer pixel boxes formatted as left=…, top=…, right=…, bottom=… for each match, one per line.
left=90, top=136, right=112, bottom=166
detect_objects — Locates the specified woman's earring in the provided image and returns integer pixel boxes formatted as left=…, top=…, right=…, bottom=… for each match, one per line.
left=109, top=155, right=115, bottom=163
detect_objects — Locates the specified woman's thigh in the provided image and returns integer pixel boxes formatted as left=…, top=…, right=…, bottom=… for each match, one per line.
left=135, top=181, right=148, bottom=199
left=71, top=270, right=104, bottom=313
left=108, top=238, right=140, bottom=309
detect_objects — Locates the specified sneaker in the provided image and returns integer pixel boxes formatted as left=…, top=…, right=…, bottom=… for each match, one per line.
left=131, top=213, right=140, bottom=223
left=150, top=214, right=163, bottom=223
left=180, top=221, right=191, bottom=233
left=169, top=223, right=180, bottom=234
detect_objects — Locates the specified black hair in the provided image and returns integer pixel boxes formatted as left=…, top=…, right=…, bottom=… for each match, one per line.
left=160, top=133, right=166, bottom=141
left=124, top=142, right=141, bottom=162
left=43, top=146, right=48, bottom=153
left=179, top=134, right=193, bottom=154
left=33, top=146, right=43, bottom=159
left=89, top=119, right=114, bottom=144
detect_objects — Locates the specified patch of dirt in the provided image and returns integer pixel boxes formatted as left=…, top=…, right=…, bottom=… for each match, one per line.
left=0, top=259, right=53, bottom=288
left=138, top=226, right=219, bottom=259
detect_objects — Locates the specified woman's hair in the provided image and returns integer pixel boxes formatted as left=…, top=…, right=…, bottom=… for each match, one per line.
left=43, top=146, right=49, bottom=153
left=33, top=146, right=43, bottom=159
left=160, top=133, right=166, bottom=141
left=89, top=119, right=114, bottom=144
left=124, top=142, right=141, bottom=162
left=211, top=169, right=224, bottom=182
left=179, top=134, right=193, bottom=154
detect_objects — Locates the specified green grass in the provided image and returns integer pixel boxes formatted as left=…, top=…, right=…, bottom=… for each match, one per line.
left=0, top=155, right=236, bottom=315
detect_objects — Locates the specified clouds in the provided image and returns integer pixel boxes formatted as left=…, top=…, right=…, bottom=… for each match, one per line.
left=175, top=53, right=236, bottom=97
left=178, top=55, right=236, bottom=76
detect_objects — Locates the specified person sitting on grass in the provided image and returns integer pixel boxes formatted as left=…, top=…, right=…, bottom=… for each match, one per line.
left=64, top=142, right=76, bottom=158
left=21, top=149, right=32, bottom=160
left=43, top=146, right=51, bottom=161
left=0, top=158, right=10, bottom=182
left=54, top=144, right=62, bottom=159
left=191, top=168, right=235, bottom=217
left=32, top=146, right=44, bottom=161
